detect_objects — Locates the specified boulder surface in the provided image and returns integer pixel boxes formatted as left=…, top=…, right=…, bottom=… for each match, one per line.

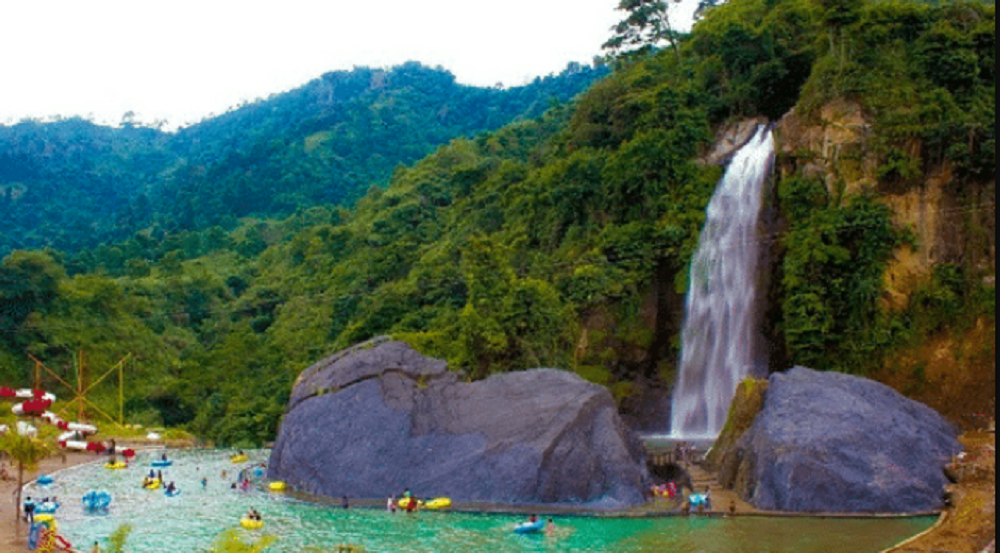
left=268, top=338, right=649, bottom=507
left=713, top=367, right=962, bottom=513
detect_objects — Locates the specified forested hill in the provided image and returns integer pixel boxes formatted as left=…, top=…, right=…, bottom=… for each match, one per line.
left=0, top=0, right=993, bottom=447
left=0, top=62, right=608, bottom=256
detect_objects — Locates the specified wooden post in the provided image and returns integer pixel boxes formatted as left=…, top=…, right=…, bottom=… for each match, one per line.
left=77, top=350, right=86, bottom=424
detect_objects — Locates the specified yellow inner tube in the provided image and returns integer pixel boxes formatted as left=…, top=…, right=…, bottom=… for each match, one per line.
left=269, top=482, right=287, bottom=492
left=144, top=479, right=162, bottom=490
left=240, top=518, right=264, bottom=530
left=230, top=455, right=249, bottom=464
left=105, top=462, right=128, bottom=470
left=424, top=497, right=453, bottom=510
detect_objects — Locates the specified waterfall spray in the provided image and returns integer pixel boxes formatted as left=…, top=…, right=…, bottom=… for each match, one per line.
left=670, top=126, right=775, bottom=439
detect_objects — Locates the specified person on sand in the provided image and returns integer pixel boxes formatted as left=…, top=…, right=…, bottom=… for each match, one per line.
left=23, top=495, right=35, bottom=524
left=704, top=488, right=712, bottom=512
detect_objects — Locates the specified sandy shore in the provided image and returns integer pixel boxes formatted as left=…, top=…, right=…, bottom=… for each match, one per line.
left=1, top=451, right=106, bottom=553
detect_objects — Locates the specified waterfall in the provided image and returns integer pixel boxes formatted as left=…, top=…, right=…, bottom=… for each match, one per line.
left=670, top=126, right=775, bottom=439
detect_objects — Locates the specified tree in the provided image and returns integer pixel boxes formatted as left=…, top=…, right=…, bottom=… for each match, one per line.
left=0, top=251, right=65, bottom=336
left=603, top=0, right=683, bottom=60
left=0, top=420, right=53, bottom=533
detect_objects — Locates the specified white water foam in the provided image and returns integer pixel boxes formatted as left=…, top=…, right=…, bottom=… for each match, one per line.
left=670, top=126, right=775, bottom=438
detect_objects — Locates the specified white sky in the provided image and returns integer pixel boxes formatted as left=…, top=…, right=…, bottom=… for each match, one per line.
left=0, top=0, right=635, bottom=130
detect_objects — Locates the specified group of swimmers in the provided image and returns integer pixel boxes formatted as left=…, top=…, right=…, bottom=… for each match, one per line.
left=526, top=515, right=559, bottom=536
left=386, top=488, right=418, bottom=513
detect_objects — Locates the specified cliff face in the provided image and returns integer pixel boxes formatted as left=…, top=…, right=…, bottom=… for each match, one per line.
left=774, top=102, right=995, bottom=430
left=776, top=101, right=996, bottom=309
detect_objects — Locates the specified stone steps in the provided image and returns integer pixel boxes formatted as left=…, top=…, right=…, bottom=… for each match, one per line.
left=674, top=463, right=759, bottom=515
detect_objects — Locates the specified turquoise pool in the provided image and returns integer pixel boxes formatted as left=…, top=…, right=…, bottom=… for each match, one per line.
left=30, top=450, right=934, bottom=552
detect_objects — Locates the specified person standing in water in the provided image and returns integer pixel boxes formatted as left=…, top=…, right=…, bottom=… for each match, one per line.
left=545, top=518, right=556, bottom=536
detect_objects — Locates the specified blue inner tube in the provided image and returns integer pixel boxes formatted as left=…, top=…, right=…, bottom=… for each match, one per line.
left=151, top=460, right=173, bottom=467
left=37, top=476, right=54, bottom=485
left=82, top=491, right=112, bottom=510
left=165, top=489, right=182, bottom=497
left=35, top=502, right=59, bottom=514
left=513, top=520, right=546, bottom=534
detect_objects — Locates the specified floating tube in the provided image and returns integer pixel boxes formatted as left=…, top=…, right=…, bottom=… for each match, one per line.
left=513, top=520, right=546, bottom=535
left=151, top=460, right=173, bottom=468
left=397, top=497, right=416, bottom=510
left=240, top=518, right=264, bottom=530
left=105, top=462, right=128, bottom=470
left=37, top=475, right=54, bottom=486
left=143, top=479, right=162, bottom=490
left=230, top=455, right=249, bottom=464
left=268, top=482, right=287, bottom=492
left=35, top=501, right=60, bottom=514
left=423, top=498, right=453, bottom=510
left=82, top=491, right=112, bottom=511
left=689, top=494, right=708, bottom=506
left=34, top=514, right=57, bottom=529
left=165, top=489, right=182, bottom=498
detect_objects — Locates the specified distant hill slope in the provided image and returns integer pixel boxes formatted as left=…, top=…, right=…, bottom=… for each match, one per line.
left=0, top=119, right=172, bottom=255
left=0, top=62, right=608, bottom=255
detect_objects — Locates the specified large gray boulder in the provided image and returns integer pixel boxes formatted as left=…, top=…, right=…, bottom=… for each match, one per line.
left=715, top=367, right=962, bottom=514
left=268, top=338, right=649, bottom=507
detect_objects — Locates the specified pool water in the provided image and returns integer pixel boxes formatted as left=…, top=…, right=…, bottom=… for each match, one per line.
left=31, top=450, right=934, bottom=553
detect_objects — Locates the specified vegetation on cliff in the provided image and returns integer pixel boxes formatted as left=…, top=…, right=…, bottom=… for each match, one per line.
left=0, top=0, right=992, bottom=445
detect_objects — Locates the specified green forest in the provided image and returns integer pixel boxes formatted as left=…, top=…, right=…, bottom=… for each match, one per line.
left=0, top=62, right=607, bottom=256
left=0, top=0, right=994, bottom=447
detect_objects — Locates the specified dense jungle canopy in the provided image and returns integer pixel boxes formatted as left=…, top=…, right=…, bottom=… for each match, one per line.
left=0, top=0, right=993, bottom=446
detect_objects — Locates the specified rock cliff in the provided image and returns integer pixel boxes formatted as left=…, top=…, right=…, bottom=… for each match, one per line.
left=710, top=367, right=962, bottom=514
left=776, top=102, right=996, bottom=310
left=269, top=338, right=650, bottom=507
